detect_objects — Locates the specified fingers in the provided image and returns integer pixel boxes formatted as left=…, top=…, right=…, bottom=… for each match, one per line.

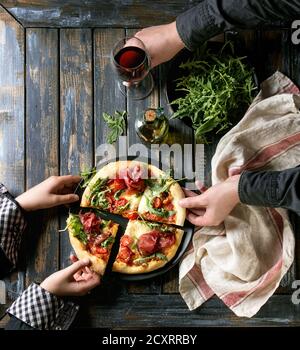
left=70, top=254, right=78, bottom=263
left=78, top=273, right=101, bottom=290
left=182, top=188, right=198, bottom=198
left=58, top=175, right=82, bottom=184
left=186, top=211, right=209, bottom=226
left=195, top=180, right=207, bottom=193
left=179, top=194, right=206, bottom=209
left=188, top=208, right=206, bottom=216
left=54, top=193, right=79, bottom=205
left=63, top=258, right=91, bottom=277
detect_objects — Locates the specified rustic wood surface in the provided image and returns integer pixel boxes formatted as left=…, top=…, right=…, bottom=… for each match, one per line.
left=1, top=5, right=300, bottom=328
left=0, top=0, right=199, bottom=28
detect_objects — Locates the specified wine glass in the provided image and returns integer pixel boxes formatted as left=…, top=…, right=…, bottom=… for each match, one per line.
left=111, top=36, right=154, bottom=100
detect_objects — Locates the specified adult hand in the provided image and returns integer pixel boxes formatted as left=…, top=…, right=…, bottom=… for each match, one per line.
left=179, top=176, right=241, bottom=227
left=16, top=175, right=81, bottom=211
left=40, top=258, right=101, bottom=297
left=134, top=21, right=185, bottom=68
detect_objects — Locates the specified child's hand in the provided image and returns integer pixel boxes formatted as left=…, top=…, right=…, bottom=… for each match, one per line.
left=16, top=175, right=81, bottom=211
left=40, top=258, right=101, bottom=297
left=179, top=176, right=241, bottom=227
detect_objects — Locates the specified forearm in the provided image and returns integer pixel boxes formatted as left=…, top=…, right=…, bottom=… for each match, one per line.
left=0, top=184, right=27, bottom=277
left=176, top=0, right=300, bottom=50
left=239, top=167, right=300, bottom=214
left=6, top=283, right=79, bottom=330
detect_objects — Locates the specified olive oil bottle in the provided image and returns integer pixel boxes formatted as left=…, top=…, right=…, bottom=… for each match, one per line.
left=135, top=107, right=169, bottom=143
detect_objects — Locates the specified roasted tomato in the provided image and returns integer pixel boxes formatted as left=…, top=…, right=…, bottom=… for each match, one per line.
left=120, top=234, right=133, bottom=247
left=124, top=211, right=139, bottom=220
left=114, top=198, right=128, bottom=208
left=153, top=197, right=163, bottom=209
left=109, top=178, right=127, bottom=192
left=118, top=246, right=133, bottom=263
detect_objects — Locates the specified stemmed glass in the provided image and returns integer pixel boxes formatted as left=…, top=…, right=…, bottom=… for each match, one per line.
left=111, top=36, right=154, bottom=100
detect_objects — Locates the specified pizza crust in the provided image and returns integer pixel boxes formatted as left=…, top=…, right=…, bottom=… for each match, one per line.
left=67, top=216, right=119, bottom=275
left=112, top=220, right=184, bottom=274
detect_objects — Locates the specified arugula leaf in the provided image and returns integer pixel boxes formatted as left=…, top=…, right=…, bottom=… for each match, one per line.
left=102, top=111, right=127, bottom=144
left=80, top=167, right=96, bottom=189
left=101, top=235, right=115, bottom=248
left=143, top=221, right=172, bottom=233
left=170, top=42, right=256, bottom=142
left=145, top=196, right=175, bottom=218
left=68, top=214, right=88, bottom=245
left=134, top=252, right=168, bottom=265
left=89, top=177, right=109, bottom=208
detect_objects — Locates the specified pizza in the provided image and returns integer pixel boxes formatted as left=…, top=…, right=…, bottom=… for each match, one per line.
left=81, top=161, right=147, bottom=220
left=68, top=160, right=187, bottom=275
left=112, top=220, right=184, bottom=274
left=138, top=165, right=186, bottom=226
left=81, top=161, right=186, bottom=226
left=67, top=210, right=119, bottom=275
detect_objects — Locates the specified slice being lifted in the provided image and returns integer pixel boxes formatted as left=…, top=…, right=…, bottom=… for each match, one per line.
left=138, top=165, right=186, bottom=226
left=81, top=161, right=147, bottom=220
left=67, top=210, right=119, bottom=275
left=112, top=220, right=184, bottom=274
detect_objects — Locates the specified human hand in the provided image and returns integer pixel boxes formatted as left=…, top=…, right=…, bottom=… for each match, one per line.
left=40, top=258, right=101, bottom=297
left=179, top=176, right=241, bottom=226
left=134, top=21, right=185, bottom=68
left=16, top=175, right=81, bottom=211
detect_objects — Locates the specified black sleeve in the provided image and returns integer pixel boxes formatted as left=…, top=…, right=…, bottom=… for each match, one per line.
left=0, top=184, right=27, bottom=278
left=238, top=166, right=300, bottom=215
left=176, top=0, right=300, bottom=50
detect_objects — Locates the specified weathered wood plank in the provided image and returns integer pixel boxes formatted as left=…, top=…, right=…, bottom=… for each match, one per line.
left=59, top=28, right=93, bottom=268
left=93, top=28, right=126, bottom=164
left=25, top=28, right=59, bottom=284
left=1, top=0, right=199, bottom=28
left=76, top=294, right=300, bottom=328
left=0, top=5, right=25, bottom=318
left=125, top=28, right=161, bottom=294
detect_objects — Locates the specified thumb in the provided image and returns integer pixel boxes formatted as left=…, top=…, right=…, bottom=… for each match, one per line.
left=55, top=193, right=79, bottom=205
left=63, top=258, right=91, bottom=277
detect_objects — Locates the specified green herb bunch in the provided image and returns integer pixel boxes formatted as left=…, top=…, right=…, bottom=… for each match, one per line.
left=102, top=110, right=127, bottom=144
left=171, top=42, right=256, bottom=142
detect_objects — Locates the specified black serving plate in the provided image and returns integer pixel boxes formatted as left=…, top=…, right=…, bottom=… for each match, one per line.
left=69, top=155, right=194, bottom=281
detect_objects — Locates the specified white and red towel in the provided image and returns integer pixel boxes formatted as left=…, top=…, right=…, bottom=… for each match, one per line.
left=179, top=71, right=300, bottom=317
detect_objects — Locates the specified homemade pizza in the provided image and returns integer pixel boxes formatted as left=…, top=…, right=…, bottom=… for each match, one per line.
left=112, top=220, right=184, bottom=274
left=81, top=160, right=185, bottom=226
left=67, top=210, right=119, bottom=275
left=67, top=160, right=186, bottom=276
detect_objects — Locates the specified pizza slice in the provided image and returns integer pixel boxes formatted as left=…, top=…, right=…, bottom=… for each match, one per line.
left=138, top=165, right=186, bottom=226
left=112, top=220, right=184, bottom=274
left=67, top=210, right=119, bottom=275
left=81, top=161, right=147, bottom=219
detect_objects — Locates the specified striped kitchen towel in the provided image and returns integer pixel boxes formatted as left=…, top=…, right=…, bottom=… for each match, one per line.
left=179, top=71, right=300, bottom=317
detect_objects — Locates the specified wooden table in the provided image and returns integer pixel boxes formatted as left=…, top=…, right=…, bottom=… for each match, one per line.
left=0, top=1, right=300, bottom=327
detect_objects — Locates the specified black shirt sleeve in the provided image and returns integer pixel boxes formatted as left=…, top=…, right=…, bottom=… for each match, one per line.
left=176, top=0, right=300, bottom=50
left=239, top=167, right=300, bottom=215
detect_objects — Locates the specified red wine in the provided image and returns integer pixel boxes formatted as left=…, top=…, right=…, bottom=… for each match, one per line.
left=115, top=46, right=146, bottom=68
left=114, top=46, right=148, bottom=83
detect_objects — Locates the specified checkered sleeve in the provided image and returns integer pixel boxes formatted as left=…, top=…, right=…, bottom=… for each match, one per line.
left=0, top=184, right=27, bottom=268
left=7, top=283, right=79, bottom=330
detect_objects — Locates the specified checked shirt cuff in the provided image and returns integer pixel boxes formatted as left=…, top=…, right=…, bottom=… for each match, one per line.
left=0, top=184, right=27, bottom=267
left=7, top=283, right=79, bottom=330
